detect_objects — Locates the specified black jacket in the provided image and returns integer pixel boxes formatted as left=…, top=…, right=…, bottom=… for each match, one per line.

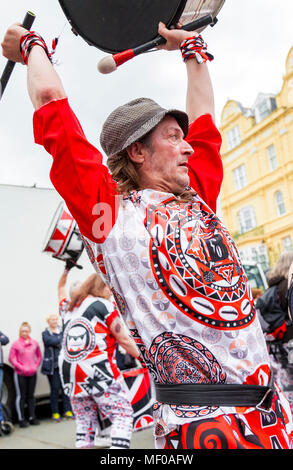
left=41, top=328, right=62, bottom=375
left=0, top=331, right=9, bottom=368
left=256, top=275, right=288, bottom=334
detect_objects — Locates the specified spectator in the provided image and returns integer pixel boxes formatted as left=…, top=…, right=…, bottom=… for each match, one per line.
left=9, top=322, right=42, bottom=427
left=41, top=313, right=73, bottom=422
left=0, top=330, right=13, bottom=435
left=256, top=252, right=293, bottom=407
left=257, top=252, right=293, bottom=341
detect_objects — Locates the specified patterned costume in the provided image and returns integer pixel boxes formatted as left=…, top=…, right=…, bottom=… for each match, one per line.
left=59, top=296, right=133, bottom=448
left=34, top=97, right=293, bottom=449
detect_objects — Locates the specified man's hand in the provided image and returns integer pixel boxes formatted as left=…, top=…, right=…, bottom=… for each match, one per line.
left=65, top=259, right=77, bottom=271
left=157, top=22, right=194, bottom=51
left=1, top=23, right=28, bottom=64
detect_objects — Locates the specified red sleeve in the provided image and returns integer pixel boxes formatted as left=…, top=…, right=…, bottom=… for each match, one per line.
left=186, top=114, right=223, bottom=213
left=105, top=308, right=120, bottom=328
left=33, top=98, right=118, bottom=243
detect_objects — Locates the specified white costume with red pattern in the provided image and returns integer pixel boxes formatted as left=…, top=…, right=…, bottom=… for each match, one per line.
left=58, top=296, right=133, bottom=448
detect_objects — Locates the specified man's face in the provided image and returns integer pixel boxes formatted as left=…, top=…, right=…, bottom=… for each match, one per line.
left=137, top=116, right=194, bottom=194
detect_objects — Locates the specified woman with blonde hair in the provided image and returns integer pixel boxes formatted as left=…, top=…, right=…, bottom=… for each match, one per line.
left=41, top=313, right=73, bottom=422
left=9, top=322, right=42, bottom=427
left=57, top=270, right=140, bottom=449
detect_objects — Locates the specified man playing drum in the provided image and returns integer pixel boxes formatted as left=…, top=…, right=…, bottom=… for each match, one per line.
left=2, top=22, right=293, bottom=449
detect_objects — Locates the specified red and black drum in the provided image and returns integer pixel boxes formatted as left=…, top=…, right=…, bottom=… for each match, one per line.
left=122, top=367, right=154, bottom=432
left=42, top=201, right=84, bottom=267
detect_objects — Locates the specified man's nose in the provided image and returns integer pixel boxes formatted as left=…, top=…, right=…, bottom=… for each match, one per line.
left=181, top=139, right=194, bottom=156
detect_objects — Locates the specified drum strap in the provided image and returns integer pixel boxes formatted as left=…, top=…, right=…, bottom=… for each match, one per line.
left=155, top=373, right=275, bottom=414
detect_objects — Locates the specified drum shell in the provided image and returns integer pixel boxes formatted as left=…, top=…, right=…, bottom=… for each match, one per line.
left=122, top=367, right=154, bottom=432
left=58, top=0, right=225, bottom=53
left=42, top=202, right=84, bottom=264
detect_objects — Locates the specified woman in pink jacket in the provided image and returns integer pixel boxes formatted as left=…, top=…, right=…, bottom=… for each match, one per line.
left=9, top=322, right=42, bottom=427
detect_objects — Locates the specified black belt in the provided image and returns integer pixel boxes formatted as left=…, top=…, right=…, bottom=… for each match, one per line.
left=155, top=374, right=275, bottom=414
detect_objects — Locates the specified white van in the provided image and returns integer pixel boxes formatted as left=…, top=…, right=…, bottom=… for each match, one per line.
left=0, top=184, right=93, bottom=418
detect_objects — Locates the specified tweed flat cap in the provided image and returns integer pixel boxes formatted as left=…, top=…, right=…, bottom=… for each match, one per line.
left=100, top=97, right=189, bottom=158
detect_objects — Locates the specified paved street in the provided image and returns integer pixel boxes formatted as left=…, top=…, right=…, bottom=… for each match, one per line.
left=0, top=417, right=155, bottom=450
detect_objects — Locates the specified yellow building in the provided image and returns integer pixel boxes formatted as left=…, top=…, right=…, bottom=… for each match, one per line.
left=219, top=46, right=293, bottom=270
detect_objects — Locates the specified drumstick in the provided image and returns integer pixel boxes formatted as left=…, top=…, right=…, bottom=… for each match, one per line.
left=0, top=11, right=36, bottom=100
left=97, top=14, right=216, bottom=74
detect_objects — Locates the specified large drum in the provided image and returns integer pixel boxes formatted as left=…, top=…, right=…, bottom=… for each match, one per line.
left=58, top=0, right=225, bottom=53
left=122, top=367, right=154, bottom=432
left=42, top=201, right=84, bottom=267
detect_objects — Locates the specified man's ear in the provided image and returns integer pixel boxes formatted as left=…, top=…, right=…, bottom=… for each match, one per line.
left=127, top=142, right=147, bottom=164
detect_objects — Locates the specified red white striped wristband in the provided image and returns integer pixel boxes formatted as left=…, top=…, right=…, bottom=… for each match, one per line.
left=20, top=31, right=58, bottom=65
left=180, top=35, right=214, bottom=64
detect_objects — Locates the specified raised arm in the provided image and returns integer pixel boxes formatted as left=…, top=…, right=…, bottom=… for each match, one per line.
left=1, top=24, right=118, bottom=244
left=158, top=23, right=222, bottom=212
left=185, top=60, right=215, bottom=123
left=109, top=316, right=140, bottom=360
left=1, top=24, right=66, bottom=109
left=58, top=268, right=69, bottom=303
left=157, top=22, right=215, bottom=123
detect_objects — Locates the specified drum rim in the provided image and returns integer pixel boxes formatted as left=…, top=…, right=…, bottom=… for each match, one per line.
left=55, top=227, right=84, bottom=261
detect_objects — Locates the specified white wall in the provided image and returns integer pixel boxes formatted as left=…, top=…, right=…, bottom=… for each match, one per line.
left=0, top=184, right=95, bottom=396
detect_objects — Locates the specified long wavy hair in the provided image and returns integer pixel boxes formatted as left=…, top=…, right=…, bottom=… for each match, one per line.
left=68, top=273, right=110, bottom=311
left=267, top=251, right=293, bottom=281
left=107, top=132, right=196, bottom=203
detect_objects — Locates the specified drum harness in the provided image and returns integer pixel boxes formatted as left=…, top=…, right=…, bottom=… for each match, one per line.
left=155, top=373, right=275, bottom=414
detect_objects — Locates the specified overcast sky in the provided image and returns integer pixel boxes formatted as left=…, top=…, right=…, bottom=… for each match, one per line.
left=0, top=0, right=292, bottom=188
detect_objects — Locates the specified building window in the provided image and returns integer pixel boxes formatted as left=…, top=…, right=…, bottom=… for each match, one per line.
left=257, top=101, right=270, bottom=121
left=233, top=164, right=247, bottom=190
left=283, top=236, right=293, bottom=252
left=239, top=244, right=269, bottom=272
left=237, top=206, right=257, bottom=233
left=227, top=125, right=241, bottom=150
left=267, top=144, right=278, bottom=171
left=255, top=96, right=277, bottom=123
left=275, top=190, right=286, bottom=216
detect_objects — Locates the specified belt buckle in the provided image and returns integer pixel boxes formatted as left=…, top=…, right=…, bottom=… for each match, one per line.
left=255, top=388, right=274, bottom=414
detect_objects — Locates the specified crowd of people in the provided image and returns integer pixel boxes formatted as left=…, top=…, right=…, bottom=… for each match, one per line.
left=1, top=17, right=293, bottom=450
